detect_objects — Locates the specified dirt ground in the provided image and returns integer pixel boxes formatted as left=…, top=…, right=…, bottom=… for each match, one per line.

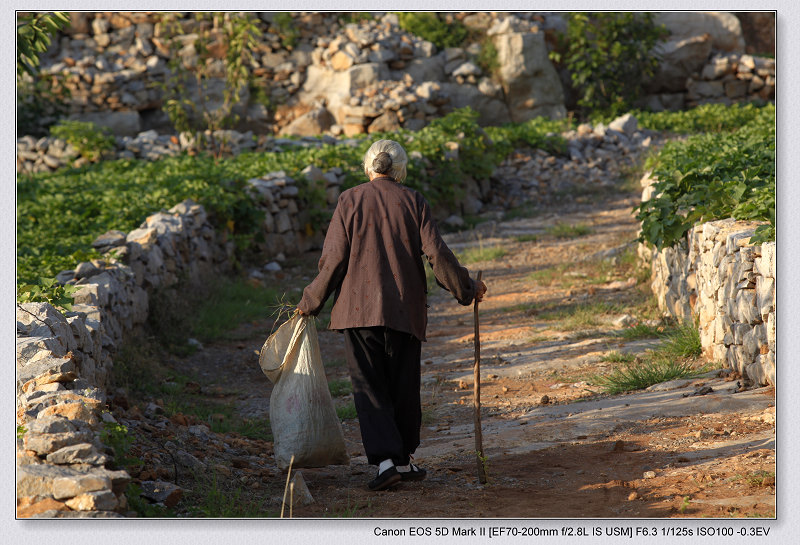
left=119, top=192, right=776, bottom=519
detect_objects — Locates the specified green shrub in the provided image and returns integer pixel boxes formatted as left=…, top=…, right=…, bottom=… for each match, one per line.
left=16, top=108, right=567, bottom=296
left=396, top=12, right=468, bottom=49
left=272, top=13, right=299, bottom=49
left=636, top=105, right=775, bottom=249
left=553, top=12, right=667, bottom=118
left=631, top=103, right=772, bottom=134
left=50, top=120, right=115, bottom=162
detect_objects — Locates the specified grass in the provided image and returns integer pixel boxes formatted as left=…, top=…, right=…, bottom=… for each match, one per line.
left=325, top=358, right=347, bottom=369
left=503, top=202, right=540, bottom=220
left=528, top=264, right=569, bottom=286
left=113, top=333, right=273, bottom=441
left=186, top=472, right=274, bottom=518
left=545, top=222, right=593, bottom=239
left=189, top=278, right=281, bottom=342
left=457, top=244, right=507, bottom=264
left=537, top=301, right=623, bottom=331
left=162, top=381, right=273, bottom=440
left=746, top=470, right=775, bottom=488
left=337, top=402, right=358, bottom=420
left=527, top=253, right=632, bottom=289
left=600, top=350, right=636, bottom=364
left=592, top=321, right=704, bottom=394
left=147, top=274, right=284, bottom=354
left=616, top=322, right=666, bottom=340
left=323, top=498, right=374, bottom=518
left=593, top=357, right=704, bottom=395
left=328, top=379, right=352, bottom=397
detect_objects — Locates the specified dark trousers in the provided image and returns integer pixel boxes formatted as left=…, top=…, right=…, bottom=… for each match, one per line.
left=344, top=327, right=422, bottom=466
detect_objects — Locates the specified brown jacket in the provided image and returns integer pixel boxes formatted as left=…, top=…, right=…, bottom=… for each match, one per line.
left=298, top=176, right=476, bottom=341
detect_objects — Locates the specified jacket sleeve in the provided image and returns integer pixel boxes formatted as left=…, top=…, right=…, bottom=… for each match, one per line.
left=297, top=199, right=350, bottom=316
left=418, top=195, right=476, bottom=306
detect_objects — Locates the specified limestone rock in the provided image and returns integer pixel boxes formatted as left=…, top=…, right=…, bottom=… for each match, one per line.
left=281, top=108, right=336, bottom=137
left=492, top=30, right=565, bottom=122
left=650, top=35, right=713, bottom=93
left=46, top=443, right=109, bottom=465
left=140, top=480, right=183, bottom=507
left=65, top=490, right=118, bottom=511
left=16, top=497, right=70, bottom=518
left=608, top=113, right=638, bottom=137
left=24, top=429, right=95, bottom=455
left=653, top=12, right=745, bottom=53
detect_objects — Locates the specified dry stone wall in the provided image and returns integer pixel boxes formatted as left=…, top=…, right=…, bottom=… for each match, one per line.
left=16, top=200, right=231, bottom=517
left=24, top=11, right=772, bottom=141
left=639, top=174, right=776, bottom=387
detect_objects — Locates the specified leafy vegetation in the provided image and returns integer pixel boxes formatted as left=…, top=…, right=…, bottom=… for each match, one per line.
left=396, top=12, right=469, bottom=49
left=17, top=12, right=72, bottom=136
left=337, top=402, right=358, bottom=420
left=629, top=103, right=772, bottom=134
left=17, top=278, right=79, bottom=311
left=636, top=104, right=775, bottom=249
left=551, top=12, right=667, bottom=118
left=154, top=12, right=263, bottom=157
left=16, top=12, right=71, bottom=78
left=18, top=107, right=565, bottom=294
left=49, top=120, right=116, bottom=162
left=328, top=379, right=353, bottom=397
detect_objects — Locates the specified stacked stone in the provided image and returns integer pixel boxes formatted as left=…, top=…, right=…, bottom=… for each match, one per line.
left=32, top=11, right=570, bottom=138
left=638, top=186, right=776, bottom=387
left=16, top=199, right=236, bottom=517
left=686, top=53, right=775, bottom=108
left=489, top=113, right=658, bottom=211
left=16, top=302, right=130, bottom=518
left=17, top=136, right=81, bottom=174
left=689, top=219, right=775, bottom=386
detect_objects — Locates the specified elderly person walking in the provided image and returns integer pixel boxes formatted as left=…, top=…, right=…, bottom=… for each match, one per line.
left=297, top=139, right=487, bottom=491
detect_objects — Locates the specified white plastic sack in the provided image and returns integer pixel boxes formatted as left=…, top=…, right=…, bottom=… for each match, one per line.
left=259, top=313, right=349, bottom=469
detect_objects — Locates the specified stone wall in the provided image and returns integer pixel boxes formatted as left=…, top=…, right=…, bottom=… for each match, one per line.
left=16, top=200, right=231, bottom=517
left=30, top=12, right=566, bottom=138
left=639, top=174, right=776, bottom=387
left=24, top=11, right=773, bottom=140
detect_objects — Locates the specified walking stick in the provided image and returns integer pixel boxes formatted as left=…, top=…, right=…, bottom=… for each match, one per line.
left=473, top=271, right=487, bottom=484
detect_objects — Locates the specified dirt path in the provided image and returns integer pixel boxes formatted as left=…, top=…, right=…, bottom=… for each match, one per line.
left=117, top=192, right=775, bottom=519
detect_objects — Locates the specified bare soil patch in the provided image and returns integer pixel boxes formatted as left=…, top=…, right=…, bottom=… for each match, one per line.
left=116, top=193, right=775, bottom=519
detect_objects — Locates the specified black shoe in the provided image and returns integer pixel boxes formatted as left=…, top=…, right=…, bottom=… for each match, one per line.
left=399, top=463, right=427, bottom=482
left=368, top=467, right=401, bottom=491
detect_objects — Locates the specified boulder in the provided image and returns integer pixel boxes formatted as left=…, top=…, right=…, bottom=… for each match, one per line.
left=300, top=63, right=389, bottom=115
left=649, top=35, right=713, bottom=93
left=402, top=56, right=446, bottom=83
left=439, top=83, right=511, bottom=126
left=491, top=30, right=566, bottom=122
left=654, top=12, right=746, bottom=53
left=368, top=111, right=401, bottom=134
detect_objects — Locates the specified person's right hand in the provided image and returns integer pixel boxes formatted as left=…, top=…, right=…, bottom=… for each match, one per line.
left=475, top=280, right=487, bottom=303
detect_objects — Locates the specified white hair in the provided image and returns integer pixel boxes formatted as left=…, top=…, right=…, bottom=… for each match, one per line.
left=363, top=139, right=408, bottom=182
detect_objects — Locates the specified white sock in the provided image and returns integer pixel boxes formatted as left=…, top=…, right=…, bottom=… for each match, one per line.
left=378, top=458, right=394, bottom=474
left=396, top=464, right=411, bottom=473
